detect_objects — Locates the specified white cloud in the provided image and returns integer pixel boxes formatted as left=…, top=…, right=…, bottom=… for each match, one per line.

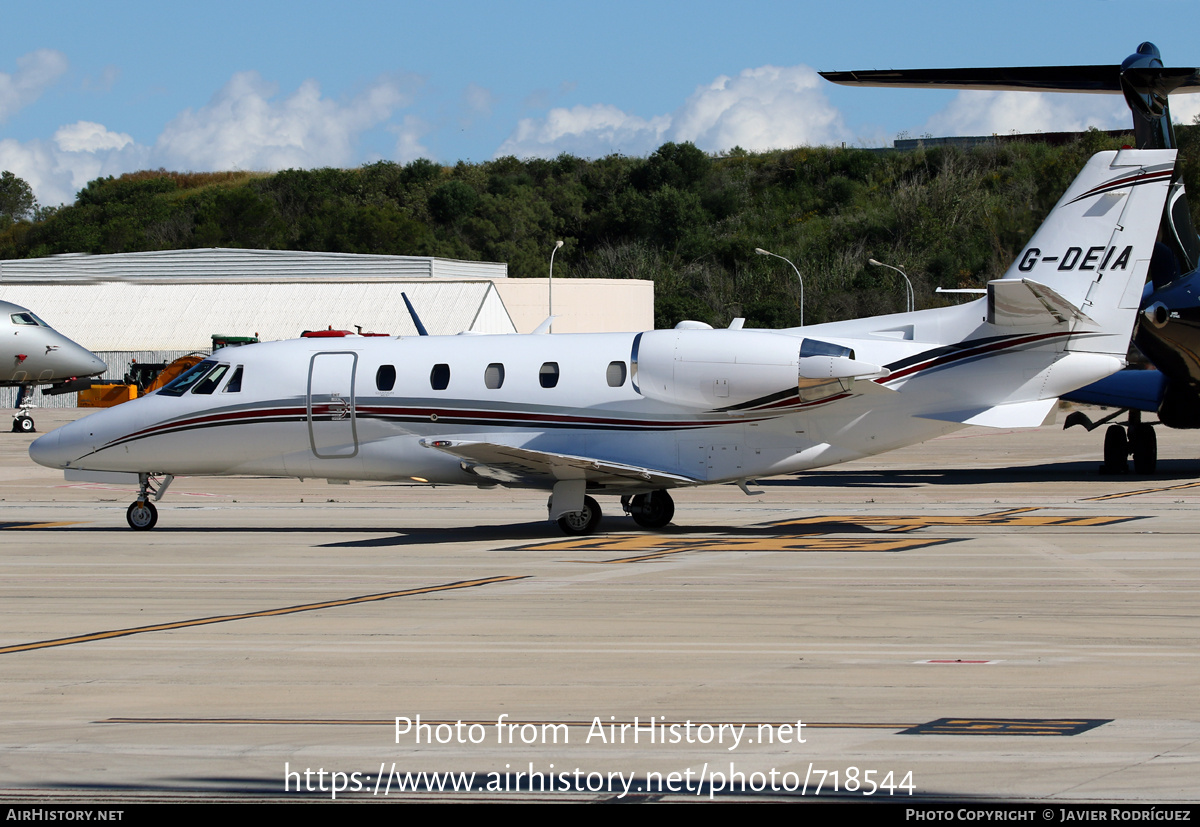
left=498, top=103, right=670, bottom=158
left=671, top=65, right=850, bottom=150
left=0, top=123, right=149, bottom=207
left=922, top=91, right=1129, bottom=137
left=1169, top=95, right=1200, bottom=128
left=391, top=114, right=432, bottom=163
left=153, top=71, right=415, bottom=171
left=496, top=64, right=849, bottom=159
left=0, top=69, right=425, bottom=205
left=0, top=49, right=69, bottom=122
left=54, top=121, right=134, bottom=153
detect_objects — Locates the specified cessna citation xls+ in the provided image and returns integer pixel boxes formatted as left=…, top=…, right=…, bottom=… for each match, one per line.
left=31, top=150, right=1174, bottom=533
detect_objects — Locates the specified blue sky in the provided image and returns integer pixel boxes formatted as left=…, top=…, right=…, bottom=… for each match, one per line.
left=4, top=0, right=1200, bottom=205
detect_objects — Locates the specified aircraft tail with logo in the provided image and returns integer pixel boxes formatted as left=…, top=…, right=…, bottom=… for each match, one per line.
left=827, top=148, right=1178, bottom=432
left=986, top=149, right=1176, bottom=358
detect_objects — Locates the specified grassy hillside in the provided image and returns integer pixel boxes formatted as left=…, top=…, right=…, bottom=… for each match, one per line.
left=4, top=128, right=1194, bottom=330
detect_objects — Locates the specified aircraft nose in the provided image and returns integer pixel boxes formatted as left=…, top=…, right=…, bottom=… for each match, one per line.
left=28, top=428, right=69, bottom=469
left=66, top=346, right=107, bottom=378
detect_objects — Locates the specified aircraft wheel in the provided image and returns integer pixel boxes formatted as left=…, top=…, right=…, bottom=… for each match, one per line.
left=557, top=496, right=601, bottom=536
left=630, top=490, right=674, bottom=529
left=14, top=415, right=35, bottom=433
left=1130, top=423, right=1157, bottom=474
left=1102, top=425, right=1128, bottom=474
left=126, top=500, right=159, bottom=531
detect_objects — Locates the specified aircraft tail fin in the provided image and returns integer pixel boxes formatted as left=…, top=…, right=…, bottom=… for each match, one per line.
left=997, top=148, right=1175, bottom=356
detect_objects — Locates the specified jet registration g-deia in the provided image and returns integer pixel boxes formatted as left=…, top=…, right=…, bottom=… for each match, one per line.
left=822, top=42, right=1200, bottom=474
left=30, top=150, right=1174, bottom=533
left=3, top=300, right=107, bottom=433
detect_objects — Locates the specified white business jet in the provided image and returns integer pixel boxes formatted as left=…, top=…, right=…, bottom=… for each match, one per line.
left=3, top=300, right=107, bottom=432
left=30, top=150, right=1173, bottom=533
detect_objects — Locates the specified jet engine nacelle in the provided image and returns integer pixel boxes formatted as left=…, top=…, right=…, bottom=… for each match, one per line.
left=631, top=329, right=884, bottom=410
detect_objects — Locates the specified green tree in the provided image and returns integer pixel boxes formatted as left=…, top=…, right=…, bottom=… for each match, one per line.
left=0, top=171, right=37, bottom=225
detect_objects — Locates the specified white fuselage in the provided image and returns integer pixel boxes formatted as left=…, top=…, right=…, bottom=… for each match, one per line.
left=27, top=149, right=1177, bottom=521
left=27, top=299, right=1119, bottom=491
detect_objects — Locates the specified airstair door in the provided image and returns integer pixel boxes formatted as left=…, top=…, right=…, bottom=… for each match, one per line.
left=307, top=352, right=359, bottom=459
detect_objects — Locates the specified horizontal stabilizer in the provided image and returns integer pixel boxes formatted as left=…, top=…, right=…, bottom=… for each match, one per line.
left=420, top=438, right=699, bottom=489
left=818, top=66, right=1200, bottom=96
left=918, top=398, right=1058, bottom=429
left=987, top=279, right=1097, bottom=327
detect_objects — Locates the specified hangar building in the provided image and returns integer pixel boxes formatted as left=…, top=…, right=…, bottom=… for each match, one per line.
left=0, top=248, right=654, bottom=408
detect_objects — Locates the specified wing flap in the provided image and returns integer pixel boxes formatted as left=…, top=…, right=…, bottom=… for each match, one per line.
left=917, top=398, right=1058, bottom=428
left=420, top=438, right=699, bottom=488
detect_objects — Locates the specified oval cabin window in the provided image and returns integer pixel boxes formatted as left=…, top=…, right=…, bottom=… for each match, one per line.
left=485, top=363, right=505, bottom=389
left=606, top=361, right=627, bottom=388
left=430, top=364, right=451, bottom=390
left=376, top=365, right=396, bottom=391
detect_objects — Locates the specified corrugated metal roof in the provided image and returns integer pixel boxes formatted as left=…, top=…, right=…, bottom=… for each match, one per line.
left=0, top=248, right=508, bottom=283
left=0, top=280, right=515, bottom=350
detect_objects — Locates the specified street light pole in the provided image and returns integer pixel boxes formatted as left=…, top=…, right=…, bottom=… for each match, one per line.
left=549, top=239, right=563, bottom=332
left=755, top=247, right=804, bottom=326
left=868, top=258, right=914, bottom=313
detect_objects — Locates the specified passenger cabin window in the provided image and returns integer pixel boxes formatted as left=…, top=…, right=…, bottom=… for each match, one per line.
left=606, top=361, right=627, bottom=388
left=158, top=360, right=218, bottom=397
left=430, top=363, right=451, bottom=390
left=484, top=363, right=504, bottom=389
left=223, top=366, right=243, bottom=393
left=192, top=363, right=230, bottom=395
left=376, top=365, right=396, bottom=391
left=539, top=362, right=560, bottom=388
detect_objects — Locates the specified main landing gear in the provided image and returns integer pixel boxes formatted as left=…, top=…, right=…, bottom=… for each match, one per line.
left=622, top=490, right=675, bottom=529
left=126, top=473, right=173, bottom=530
left=557, top=496, right=602, bottom=535
left=553, top=490, right=677, bottom=536
left=1102, top=421, right=1157, bottom=474
left=1065, top=408, right=1157, bottom=474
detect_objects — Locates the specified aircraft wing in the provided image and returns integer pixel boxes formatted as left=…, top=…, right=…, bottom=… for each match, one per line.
left=917, top=398, right=1059, bottom=428
left=419, top=438, right=701, bottom=489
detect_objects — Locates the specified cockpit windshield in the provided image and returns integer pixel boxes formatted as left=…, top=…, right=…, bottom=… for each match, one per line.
left=158, top=360, right=218, bottom=397
left=10, top=312, right=46, bottom=327
left=192, top=364, right=229, bottom=395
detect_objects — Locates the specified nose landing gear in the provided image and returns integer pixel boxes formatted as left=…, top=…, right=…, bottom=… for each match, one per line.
left=126, top=473, right=173, bottom=530
left=126, top=500, right=158, bottom=530
left=11, top=386, right=36, bottom=433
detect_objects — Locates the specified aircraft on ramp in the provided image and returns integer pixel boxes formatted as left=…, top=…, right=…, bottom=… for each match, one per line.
left=822, top=42, right=1200, bottom=474
left=3, top=299, right=107, bottom=433
left=30, top=149, right=1173, bottom=532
